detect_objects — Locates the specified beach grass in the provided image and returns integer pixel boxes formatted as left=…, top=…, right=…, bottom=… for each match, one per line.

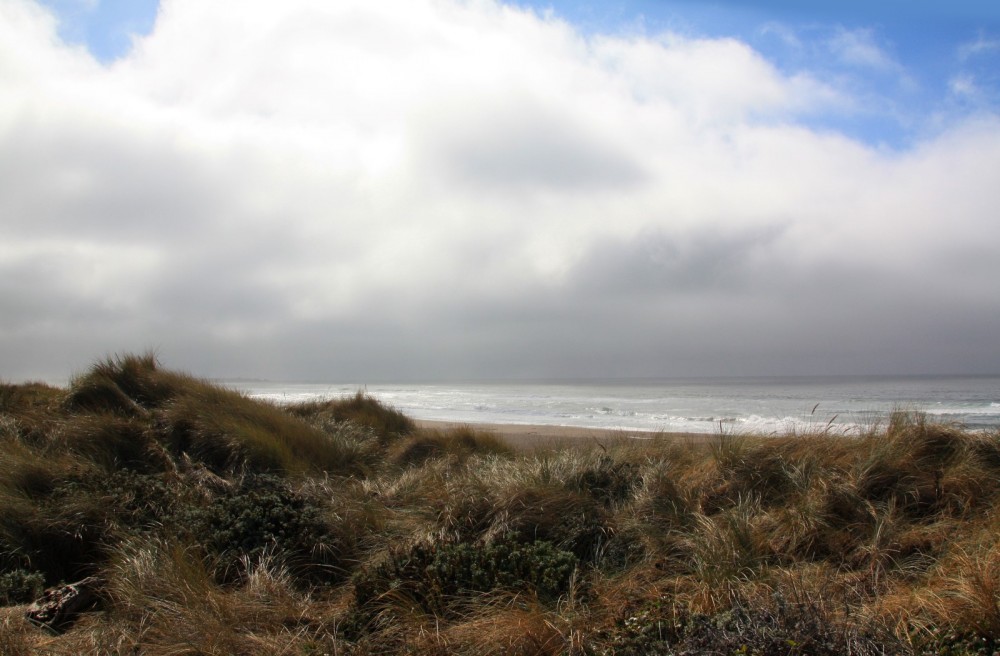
left=1, top=354, right=999, bottom=653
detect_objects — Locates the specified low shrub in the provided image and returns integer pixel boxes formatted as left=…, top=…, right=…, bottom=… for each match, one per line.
left=601, top=593, right=907, bottom=656
left=488, top=486, right=611, bottom=563
left=427, top=538, right=578, bottom=602
left=52, top=469, right=182, bottom=533
left=348, top=536, right=579, bottom=635
left=0, top=568, right=45, bottom=606
left=180, top=474, right=345, bottom=586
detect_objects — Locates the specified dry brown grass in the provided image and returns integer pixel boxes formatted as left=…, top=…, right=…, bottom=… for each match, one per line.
left=392, top=424, right=514, bottom=467
left=3, top=357, right=1000, bottom=654
left=430, top=602, right=578, bottom=656
left=96, top=536, right=348, bottom=655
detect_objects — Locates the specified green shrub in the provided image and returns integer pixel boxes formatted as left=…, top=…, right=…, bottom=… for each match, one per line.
left=180, top=474, right=344, bottom=586
left=602, top=594, right=907, bottom=656
left=490, top=486, right=611, bottom=563
left=0, top=568, right=44, bottom=606
left=52, top=469, right=181, bottom=532
left=428, top=538, right=578, bottom=601
left=348, top=536, right=578, bottom=634
left=23, top=470, right=175, bottom=581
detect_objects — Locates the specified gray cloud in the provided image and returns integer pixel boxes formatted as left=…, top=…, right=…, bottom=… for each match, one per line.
left=1, top=0, right=999, bottom=383
left=568, top=225, right=790, bottom=296
left=421, top=99, right=646, bottom=192
left=0, top=117, right=224, bottom=242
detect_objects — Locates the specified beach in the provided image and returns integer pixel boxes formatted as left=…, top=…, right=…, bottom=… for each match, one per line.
left=239, top=376, right=1000, bottom=436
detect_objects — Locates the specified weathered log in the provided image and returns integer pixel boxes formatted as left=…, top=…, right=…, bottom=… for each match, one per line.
left=25, top=576, right=102, bottom=632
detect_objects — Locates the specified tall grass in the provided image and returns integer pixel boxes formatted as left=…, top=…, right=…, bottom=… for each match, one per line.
left=287, top=390, right=416, bottom=442
left=59, top=353, right=370, bottom=477
left=3, top=354, right=1000, bottom=653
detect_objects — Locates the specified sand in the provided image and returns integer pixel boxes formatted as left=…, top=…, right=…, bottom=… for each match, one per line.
left=414, top=419, right=710, bottom=451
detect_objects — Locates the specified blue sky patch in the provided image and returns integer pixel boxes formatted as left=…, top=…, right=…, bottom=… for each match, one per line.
left=512, top=1, right=1000, bottom=147
left=36, top=0, right=159, bottom=62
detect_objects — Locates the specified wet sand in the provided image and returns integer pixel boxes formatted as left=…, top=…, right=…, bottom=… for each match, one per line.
left=414, top=419, right=710, bottom=451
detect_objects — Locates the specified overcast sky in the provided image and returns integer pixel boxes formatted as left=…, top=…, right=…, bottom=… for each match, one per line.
left=2, top=0, right=1000, bottom=382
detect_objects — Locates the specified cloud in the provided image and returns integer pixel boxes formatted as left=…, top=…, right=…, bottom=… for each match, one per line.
left=416, top=94, right=645, bottom=192
left=827, top=27, right=901, bottom=73
left=951, top=34, right=1000, bottom=108
left=758, top=21, right=803, bottom=50
left=958, top=34, right=1000, bottom=60
left=950, top=74, right=980, bottom=98
left=1, top=0, right=999, bottom=381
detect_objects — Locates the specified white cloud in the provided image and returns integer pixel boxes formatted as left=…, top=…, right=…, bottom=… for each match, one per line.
left=1, top=0, right=999, bottom=379
left=827, top=27, right=900, bottom=72
left=950, top=73, right=980, bottom=98
left=958, top=34, right=1000, bottom=60
left=758, top=21, right=803, bottom=50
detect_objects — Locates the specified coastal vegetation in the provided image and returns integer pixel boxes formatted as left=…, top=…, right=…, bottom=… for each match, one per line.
left=1, top=354, right=999, bottom=654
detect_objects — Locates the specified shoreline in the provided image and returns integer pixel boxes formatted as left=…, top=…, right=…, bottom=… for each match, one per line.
left=414, top=419, right=711, bottom=450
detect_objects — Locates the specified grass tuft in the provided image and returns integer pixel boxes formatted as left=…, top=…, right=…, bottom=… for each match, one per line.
left=288, top=390, right=415, bottom=443
left=391, top=425, right=513, bottom=467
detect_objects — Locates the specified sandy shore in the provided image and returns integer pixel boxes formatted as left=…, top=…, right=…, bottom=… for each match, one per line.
left=414, top=419, right=710, bottom=450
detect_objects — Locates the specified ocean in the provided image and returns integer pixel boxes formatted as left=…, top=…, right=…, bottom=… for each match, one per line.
left=229, top=375, right=1000, bottom=435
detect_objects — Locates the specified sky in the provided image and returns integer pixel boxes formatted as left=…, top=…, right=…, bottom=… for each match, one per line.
left=2, top=0, right=999, bottom=383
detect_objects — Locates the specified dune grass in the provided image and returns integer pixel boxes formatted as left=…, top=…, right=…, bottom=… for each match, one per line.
left=1, top=355, right=1000, bottom=653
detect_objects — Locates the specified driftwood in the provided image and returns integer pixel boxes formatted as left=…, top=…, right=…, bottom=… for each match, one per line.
left=25, top=576, right=102, bottom=632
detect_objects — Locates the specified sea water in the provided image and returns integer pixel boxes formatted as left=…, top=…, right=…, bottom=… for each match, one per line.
left=228, top=375, right=1000, bottom=435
